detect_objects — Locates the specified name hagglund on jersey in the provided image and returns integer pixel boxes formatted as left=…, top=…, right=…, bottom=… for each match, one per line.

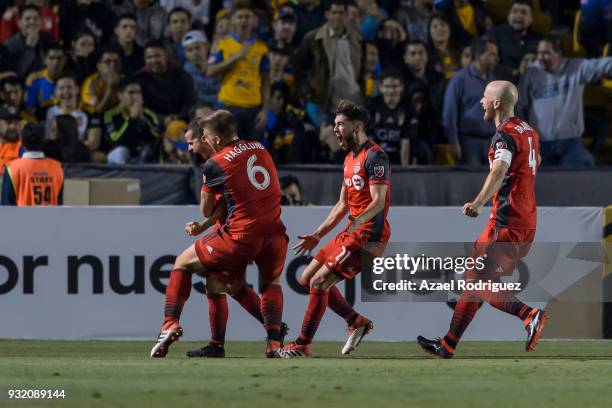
left=223, top=142, right=266, bottom=162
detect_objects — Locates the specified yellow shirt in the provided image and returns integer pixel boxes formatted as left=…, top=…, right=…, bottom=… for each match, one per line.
left=211, top=33, right=268, bottom=108
left=81, top=73, right=119, bottom=114
left=456, top=3, right=477, bottom=37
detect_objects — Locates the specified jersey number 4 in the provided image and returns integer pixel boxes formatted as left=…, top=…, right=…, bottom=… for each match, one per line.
left=528, top=137, right=537, bottom=176
left=247, top=154, right=270, bottom=190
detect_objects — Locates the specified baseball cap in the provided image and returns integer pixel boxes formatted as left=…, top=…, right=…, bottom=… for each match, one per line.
left=274, top=6, right=296, bottom=21
left=182, top=30, right=208, bottom=47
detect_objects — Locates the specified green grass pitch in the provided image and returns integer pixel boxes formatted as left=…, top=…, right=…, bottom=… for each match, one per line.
left=1, top=340, right=612, bottom=407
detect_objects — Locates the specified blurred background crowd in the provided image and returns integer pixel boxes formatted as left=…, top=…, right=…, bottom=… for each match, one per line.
left=0, top=0, right=611, bottom=171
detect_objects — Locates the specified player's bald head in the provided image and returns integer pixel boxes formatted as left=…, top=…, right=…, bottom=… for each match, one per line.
left=486, top=80, right=518, bottom=109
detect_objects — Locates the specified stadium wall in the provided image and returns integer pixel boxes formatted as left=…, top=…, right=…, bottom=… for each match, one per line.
left=0, top=206, right=604, bottom=341
left=63, top=164, right=612, bottom=206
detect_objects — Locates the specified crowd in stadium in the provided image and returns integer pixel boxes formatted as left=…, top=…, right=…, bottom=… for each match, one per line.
left=0, top=0, right=611, bottom=170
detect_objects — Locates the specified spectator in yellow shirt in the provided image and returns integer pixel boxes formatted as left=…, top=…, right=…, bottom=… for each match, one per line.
left=207, top=0, right=269, bottom=141
left=81, top=46, right=124, bottom=115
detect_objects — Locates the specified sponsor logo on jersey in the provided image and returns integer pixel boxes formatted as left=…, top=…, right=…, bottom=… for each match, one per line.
left=351, top=174, right=365, bottom=190
left=353, top=163, right=361, bottom=174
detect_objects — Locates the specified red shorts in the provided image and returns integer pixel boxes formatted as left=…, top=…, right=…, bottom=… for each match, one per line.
left=315, top=231, right=387, bottom=280
left=195, top=229, right=288, bottom=284
left=469, top=220, right=535, bottom=279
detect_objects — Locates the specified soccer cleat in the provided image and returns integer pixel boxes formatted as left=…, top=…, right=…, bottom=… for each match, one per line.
left=524, top=309, right=548, bottom=352
left=341, top=315, right=373, bottom=355
left=265, top=339, right=281, bottom=358
left=150, top=323, right=183, bottom=358
left=264, top=322, right=289, bottom=358
left=277, top=342, right=312, bottom=358
left=185, top=343, right=225, bottom=358
left=417, top=336, right=454, bottom=359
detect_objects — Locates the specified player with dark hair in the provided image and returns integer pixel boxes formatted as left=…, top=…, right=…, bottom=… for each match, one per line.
left=278, top=100, right=391, bottom=358
left=417, top=80, right=547, bottom=358
left=151, top=110, right=288, bottom=358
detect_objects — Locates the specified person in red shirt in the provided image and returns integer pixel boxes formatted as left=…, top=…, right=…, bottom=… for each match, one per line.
left=418, top=80, right=548, bottom=359
left=0, top=0, right=59, bottom=43
left=278, top=100, right=391, bottom=358
left=151, top=111, right=288, bottom=359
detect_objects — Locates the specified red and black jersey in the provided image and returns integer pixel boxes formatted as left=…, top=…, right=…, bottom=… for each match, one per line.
left=202, top=140, right=285, bottom=236
left=343, top=140, right=391, bottom=242
left=488, top=117, right=539, bottom=230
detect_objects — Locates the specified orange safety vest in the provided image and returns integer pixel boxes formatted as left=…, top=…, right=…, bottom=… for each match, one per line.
left=0, top=140, right=22, bottom=173
left=5, top=154, right=64, bottom=206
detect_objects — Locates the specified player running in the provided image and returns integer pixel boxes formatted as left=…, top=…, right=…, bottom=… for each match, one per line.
left=278, top=100, right=391, bottom=358
left=417, top=81, right=548, bottom=359
left=151, top=111, right=288, bottom=358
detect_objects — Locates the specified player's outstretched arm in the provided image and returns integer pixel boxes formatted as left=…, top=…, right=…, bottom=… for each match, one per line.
left=293, top=185, right=349, bottom=256
left=463, top=160, right=509, bottom=217
left=347, top=184, right=388, bottom=234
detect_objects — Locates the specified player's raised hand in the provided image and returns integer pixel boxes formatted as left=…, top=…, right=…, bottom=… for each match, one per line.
left=185, top=221, right=207, bottom=236
left=462, top=201, right=482, bottom=218
left=293, top=233, right=320, bottom=257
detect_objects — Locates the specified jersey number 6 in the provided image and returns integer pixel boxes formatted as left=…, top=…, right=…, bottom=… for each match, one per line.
left=247, top=154, right=270, bottom=190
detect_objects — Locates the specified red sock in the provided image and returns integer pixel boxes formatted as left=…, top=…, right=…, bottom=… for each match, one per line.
left=296, top=288, right=328, bottom=345
left=328, top=286, right=358, bottom=325
left=488, top=292, right=532, bottom=320
left=261, top=283, right=283, bottom=341
left=444, top=297, right=480, bottom=350
left=231, top=284, right=264, bottom=324
left=207, top=293, right=228, bottom=345
left=301, top=278, right=357, bottom=326
left=163, top=268, right=192, bottom=323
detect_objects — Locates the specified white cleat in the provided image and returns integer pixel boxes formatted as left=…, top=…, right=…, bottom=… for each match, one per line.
left=150, top=326, right=183, bottom=358
left=342, top=316, right=373, bottom=355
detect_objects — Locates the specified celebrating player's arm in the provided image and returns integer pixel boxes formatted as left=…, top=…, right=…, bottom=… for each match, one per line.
left=463, top=159, right=509, bottom=218
left=185, top=143, right=228, bottom=235
left=185, top=180, right=226, bottom=236
left=293, top=185, right=349, bottom=257
left=347, top=183, right=388, bottom=233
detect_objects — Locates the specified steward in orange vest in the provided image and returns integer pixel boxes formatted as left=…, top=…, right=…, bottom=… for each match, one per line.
left=2, top=124, right=63, bottom=206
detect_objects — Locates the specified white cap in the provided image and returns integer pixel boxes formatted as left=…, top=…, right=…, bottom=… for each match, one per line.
left=182, top=30, right=208, bottom=47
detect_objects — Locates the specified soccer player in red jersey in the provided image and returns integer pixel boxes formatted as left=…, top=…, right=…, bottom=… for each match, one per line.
left=418, top=81, right=548, bottom=359
left=278, top=100, right=391, bottom=358
left=151, top=112, right=288, bottom=358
